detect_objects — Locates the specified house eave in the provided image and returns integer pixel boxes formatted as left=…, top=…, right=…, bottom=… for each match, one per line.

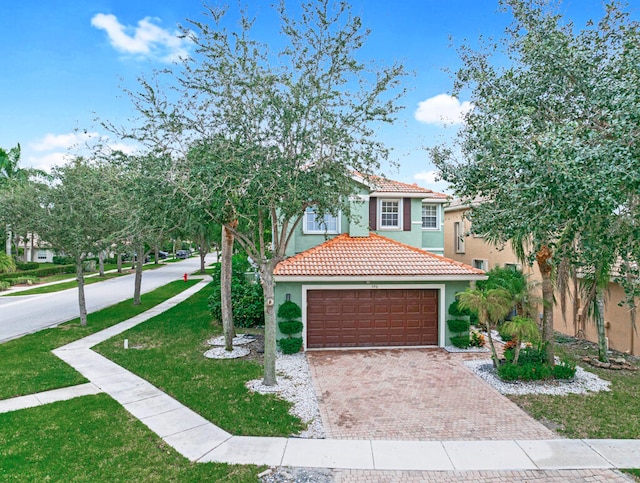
left=274, top=274, right=487, bottom=283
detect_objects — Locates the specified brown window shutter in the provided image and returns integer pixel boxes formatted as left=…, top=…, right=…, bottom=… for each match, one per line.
left=369, top=197, right=377, bottom=230
left=403, top=198, right=411, bottom=231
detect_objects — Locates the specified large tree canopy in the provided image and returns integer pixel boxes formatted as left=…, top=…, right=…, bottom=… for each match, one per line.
left=432, top=0, right=640, bottom=363
left=117, top=0, right=407, bottom=385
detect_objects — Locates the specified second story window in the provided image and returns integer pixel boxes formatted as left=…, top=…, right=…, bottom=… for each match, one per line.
left=421, top=203, right=438, bottom=229
left=379, top=199, right=400, bottom=229
left=304, top=207, right=339, bottom=234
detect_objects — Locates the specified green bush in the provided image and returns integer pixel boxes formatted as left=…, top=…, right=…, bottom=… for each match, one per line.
left=553, top=360, right=577, bottom=379
left=497, top=361, right=553, bottom=381
left=207, top=254, right=264, bottom=328
left=53, top=255, right=74, bottom=265
left=450, top=335, right=470, bottom=349
left=279, top=337, right=303, bottom=354
left=469, top=330, right=485, bottom=347
left=0, top=264, right=75, bottom=281
left=15, top=261, right=39, bottom=271
left=277, top=300, right=302, bottom=320
left=447, top=318, right=470, bottom=334
left=448, top=298, right=472, bottom=317
left=278, top=320, right=303, bottom=336
left=518, top=345, right=547, bottom=365
left=5, top=276, right=39, bottom=286
left=0, top=281, right=9, bottom=291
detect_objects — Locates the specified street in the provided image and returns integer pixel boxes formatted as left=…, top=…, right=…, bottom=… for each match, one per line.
left=0, top=254, right=215, bottom=343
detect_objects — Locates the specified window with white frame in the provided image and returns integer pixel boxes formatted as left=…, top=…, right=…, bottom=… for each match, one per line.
left=379, top=199, right=401, bottom=229
left=37, top=250, right=47, bottom=260
left=303, top=207, right=339, bottom=234
left=421, top=203, right=439, bottom=229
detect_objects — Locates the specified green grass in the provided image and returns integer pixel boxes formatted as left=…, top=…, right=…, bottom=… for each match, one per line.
left=508, top=338, right=640, bottom=439
left=0, top=280, right=198, bottom=400
left=95, top=283, right=304, bottom=437
left=0, top=394, right=260, bottom=482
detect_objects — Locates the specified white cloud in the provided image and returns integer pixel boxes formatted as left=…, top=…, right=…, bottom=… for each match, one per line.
left=27, top=132, right=138, bottom=171
left=91, top=13, right=191, bottom=62
left=414, top=169, right=451, bottom=194
left=414, top=94, right=473, bottom=126
left=32, top=132, right=99, bottom=152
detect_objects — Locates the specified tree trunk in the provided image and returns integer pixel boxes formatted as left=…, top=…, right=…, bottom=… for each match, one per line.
left=133, top=245, right=143, bottom=305
left=98, top=251, right=105, bottom=277
left=5, top=226, right=11, bottom=256
left=199, top=245, right=207, bottom=274
left=513, top=339, right=521, bottom=365
left=30, top=234, right=35, bottom=262
left=221, top=225, right=235, bottom=351
left=154, top=246, right=159, bottom=265
left=482, top=310, right=500, bottom=368
left=76, top=259, right=88, bottom=326
left=261, top=261, right=278, bottom=386
left=596, top=287, right=609, bottom=363
left=117, top=253, right=122, bottom=273
left=536, top=245, right=555, bottom=366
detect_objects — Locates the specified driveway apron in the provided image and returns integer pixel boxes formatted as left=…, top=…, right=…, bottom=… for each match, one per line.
left=307, top=349, right=558, bottom=441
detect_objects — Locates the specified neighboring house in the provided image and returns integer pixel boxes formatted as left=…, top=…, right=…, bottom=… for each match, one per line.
left=273, top=175, right=485, bottom=350
left=15, top=233, right=55, bottom=263
left=444, top=200, right=640, bottom=355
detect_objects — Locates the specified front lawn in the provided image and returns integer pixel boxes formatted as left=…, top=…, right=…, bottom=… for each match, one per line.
left=94, top=283, right=304, bottom=437
left=0, top=394, right=260, bottom=482
left=508, top=336, right=640, bottom=439
left=0, top=280, right=198, bottom=400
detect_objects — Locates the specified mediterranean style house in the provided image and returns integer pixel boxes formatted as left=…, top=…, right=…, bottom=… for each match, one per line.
left=444, top=200, right=640, bottom=356
left=273, top=175, right=485, bottom=350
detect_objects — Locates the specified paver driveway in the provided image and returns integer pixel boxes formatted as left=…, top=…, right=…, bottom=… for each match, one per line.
left=307, top=349, right=558, bottom=441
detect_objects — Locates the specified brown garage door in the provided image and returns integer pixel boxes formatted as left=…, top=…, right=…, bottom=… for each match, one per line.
left=306, top=289, right=438, bottom=349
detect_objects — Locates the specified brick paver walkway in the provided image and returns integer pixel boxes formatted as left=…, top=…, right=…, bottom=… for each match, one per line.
left=334, top=469, right=634, bottom=482
left=307, top=349, right=558, bottom=440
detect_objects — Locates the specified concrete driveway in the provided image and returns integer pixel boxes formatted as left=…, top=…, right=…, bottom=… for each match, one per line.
left=307, top=349, right=558, bottom=441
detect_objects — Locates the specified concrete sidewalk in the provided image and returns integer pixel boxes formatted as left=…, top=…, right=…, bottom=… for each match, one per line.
left=1, top=276, right=639, bottom=476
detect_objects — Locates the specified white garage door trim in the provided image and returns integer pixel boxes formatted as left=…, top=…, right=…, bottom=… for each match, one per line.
left=301, top=283, right=446, bottom=350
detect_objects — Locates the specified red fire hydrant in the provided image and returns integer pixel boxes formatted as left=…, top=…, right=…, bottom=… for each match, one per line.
left=183, top=273, right=188, bottom=282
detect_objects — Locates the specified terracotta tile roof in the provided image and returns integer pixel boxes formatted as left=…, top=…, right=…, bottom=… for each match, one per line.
left=274, top=233, right=485, bottom=277
left=353, top=173, right=448, bottom=199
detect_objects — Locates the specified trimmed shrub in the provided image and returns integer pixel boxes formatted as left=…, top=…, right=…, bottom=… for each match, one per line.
left=448, top=298, right=472, bottom=317
left=53, top=255, right=74, bottom=265
left=279, top=320, right=303, bottom=336
left=6, top=276, right=39, bottom=286
left=15, top=261, right=39, bottom=271
left=447, top=319, right=470, bottom=333
left=450, top=335, right=470, bottom=349
left=0, top=281, right=10, bottom=291
left=0, top=264, right=75, bottom=281
left=497, top=361, right=552, bottom=381
left=279, top=337, right=303, bottom=354
left=277, top=300, right=302, bottom=320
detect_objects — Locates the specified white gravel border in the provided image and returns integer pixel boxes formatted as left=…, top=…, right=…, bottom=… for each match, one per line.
left=465, top=359, right=612, bottom=395
left=247, top=352, right=325, bottom=438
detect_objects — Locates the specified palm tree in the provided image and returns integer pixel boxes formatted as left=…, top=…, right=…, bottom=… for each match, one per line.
left=500, top=316, right=540, bottom=365
left=458, top=288, right=513, bottom=368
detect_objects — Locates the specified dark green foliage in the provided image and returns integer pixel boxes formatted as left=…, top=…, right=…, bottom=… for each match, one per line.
left=450, top=335, right=470, bottom=348
left=447, top=318, right=470, bottom=334
left=208, top=254, right=264, bottom=328
left=279, top=337, right=303, bottom=354
left=277, top=300, right=302, bottom=320
left=498, top=324, right=514, bottom=341
left=0, top=264, right=74, bottom=281
left=278, top=320, right=303, bottom=336
left=552, top=360, right=577, bottom=380
left=52, top=255, right=74, bottom=265
left=0, top=281, right=9, bottom=291
left=15, top=261, right=39, bottom=270
left=448, top=298, right=472, bottom=317
left=498, top=361, right=552, bottom=381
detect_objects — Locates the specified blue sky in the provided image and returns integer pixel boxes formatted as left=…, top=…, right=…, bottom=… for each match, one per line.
left=1, top=0, right=635, bottom=192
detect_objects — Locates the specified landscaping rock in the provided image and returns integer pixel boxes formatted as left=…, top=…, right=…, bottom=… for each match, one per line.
left=260, top=467, right=334, bottom=483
